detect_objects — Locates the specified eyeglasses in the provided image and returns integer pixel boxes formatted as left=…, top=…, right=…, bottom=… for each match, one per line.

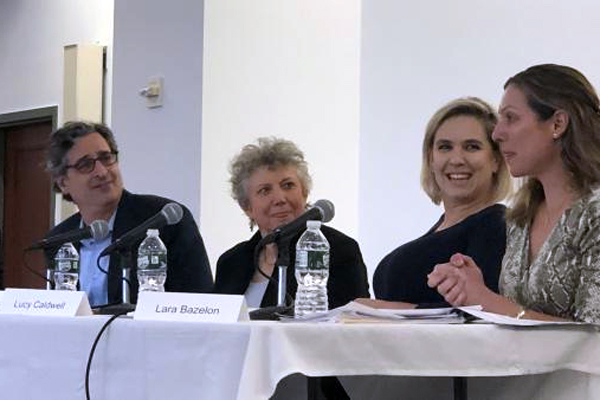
left=65, top=151, right=119, bottom=174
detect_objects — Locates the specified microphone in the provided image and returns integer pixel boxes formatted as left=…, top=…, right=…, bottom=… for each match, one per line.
left=248, top=200, right=334, bottom=320
left=261, top=199, right=335, bottom=245
left=99, top=203, right=183, bottom=257
left=27, top=220, right=110, bottom=250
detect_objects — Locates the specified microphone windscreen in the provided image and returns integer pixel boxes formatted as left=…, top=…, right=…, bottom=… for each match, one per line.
left=313, top=199, right=335, bottom=223
left=162, top=203, right=184, bottom=225
left=89, top=220, right=110, bottom=241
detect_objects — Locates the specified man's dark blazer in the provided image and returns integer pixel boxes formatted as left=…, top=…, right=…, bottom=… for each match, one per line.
left=45, top=190, right=213, bottom=305
left=214, top=225, right=369, bottom=308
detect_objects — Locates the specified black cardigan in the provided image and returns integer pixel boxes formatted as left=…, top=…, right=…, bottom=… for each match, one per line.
left=214, top=225, right=370, bottom=309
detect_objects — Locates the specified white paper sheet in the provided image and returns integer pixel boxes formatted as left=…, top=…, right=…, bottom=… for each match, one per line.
left=282, top=301, right=466, bottom=323
left=458, top=307, right=591, bottom=326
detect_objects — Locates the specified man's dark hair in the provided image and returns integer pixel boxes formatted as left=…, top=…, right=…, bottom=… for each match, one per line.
left=46, top=121, right=118, bottom=201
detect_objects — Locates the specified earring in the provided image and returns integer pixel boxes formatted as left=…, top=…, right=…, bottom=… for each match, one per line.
left=553, top=132, right=560, bottom=140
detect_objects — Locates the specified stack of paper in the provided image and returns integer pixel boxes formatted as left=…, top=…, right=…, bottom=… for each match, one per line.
left=457, top=307, right=589, bottom=326
left=281, top=301, right=592, bottom=327
left=283, top=301, right=470, bottom=324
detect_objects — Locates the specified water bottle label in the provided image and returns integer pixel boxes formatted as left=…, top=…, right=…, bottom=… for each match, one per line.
left=138, top=254, right=167, bottom=270
left=307, top=251, right=329, bottom=270
left=138, top=256, right=150, bottom=268
left=57, top=260, right=78, bottom=272
left=296, top=250, right=307, bottom=266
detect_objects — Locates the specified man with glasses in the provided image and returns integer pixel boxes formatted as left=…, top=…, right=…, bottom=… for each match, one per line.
left=43, top=121, right=213, bottom=307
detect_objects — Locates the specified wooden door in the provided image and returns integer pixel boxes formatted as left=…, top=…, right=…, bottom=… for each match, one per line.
left=3, top=120, right=53, bottom=288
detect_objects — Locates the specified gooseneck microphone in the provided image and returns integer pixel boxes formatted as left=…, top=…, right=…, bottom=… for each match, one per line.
left=27, top=220, right=110, bottom=250
left=249, top=199, right=335, bottom=320
left=99, top=203, right=183, bottom=258
left=260, top=199, right=335, bottom=246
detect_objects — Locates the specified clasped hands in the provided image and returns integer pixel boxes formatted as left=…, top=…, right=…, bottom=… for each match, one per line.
left=427, top=253, right=489, bottom=307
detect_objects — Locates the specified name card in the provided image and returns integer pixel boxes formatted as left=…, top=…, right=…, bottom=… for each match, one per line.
left=0, top=288, right=92, bottom=317
left=135, top=292, right=248, bottom=323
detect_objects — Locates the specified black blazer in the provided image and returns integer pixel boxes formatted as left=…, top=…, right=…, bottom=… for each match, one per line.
left=45, top=190, right=213, bottom=304
left=214, top=225, right=369, bottom=309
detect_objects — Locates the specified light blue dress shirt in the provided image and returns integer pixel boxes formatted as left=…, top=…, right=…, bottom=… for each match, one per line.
left=79, top=212, right=116, bottom=307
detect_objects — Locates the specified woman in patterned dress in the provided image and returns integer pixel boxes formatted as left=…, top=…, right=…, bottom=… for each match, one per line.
left=428, top=64, right=600, bottom=323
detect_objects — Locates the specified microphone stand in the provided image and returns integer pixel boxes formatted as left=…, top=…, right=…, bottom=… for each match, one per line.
left=118, top=248, right=133, bottom=305
left=275, top=237, right=291, bottom=308
left=249, top=235, right=294, bottom=320
left=46, top=269, right=53, bottom=290
left=93, top=247, right=136, bottom=315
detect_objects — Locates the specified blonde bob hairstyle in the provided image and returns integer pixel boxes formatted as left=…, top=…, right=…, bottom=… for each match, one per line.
left=420, top=97, right=512, bottom=205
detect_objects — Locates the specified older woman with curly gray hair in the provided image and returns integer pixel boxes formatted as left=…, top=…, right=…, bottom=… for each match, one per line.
left=229, top=137, right=312, bottom=232
left=214, top=137, right=369, bottom=312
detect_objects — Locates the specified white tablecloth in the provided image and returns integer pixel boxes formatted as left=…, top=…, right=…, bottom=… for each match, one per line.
left=240, top=321, right=600, bottom=399
left=1, top=314, right=599, bottom=400
left=0, top=314, right=251, bottom=400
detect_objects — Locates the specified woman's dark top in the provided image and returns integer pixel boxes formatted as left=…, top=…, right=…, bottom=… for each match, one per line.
left=214, top=225, right=370, bottom=309
left=373, top=204, right=506, bottom=304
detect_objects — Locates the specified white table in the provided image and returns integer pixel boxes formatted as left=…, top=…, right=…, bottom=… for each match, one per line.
left=240, top=321, right=600, bottom=400
left=1, top=314, right=599, bottom=400
left=0, top=314, right=251, bottom=400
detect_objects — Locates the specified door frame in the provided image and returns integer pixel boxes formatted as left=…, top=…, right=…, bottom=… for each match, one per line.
left=0, top=106, right=58, bottom=127
left=0, top=106, right=59, bottom=227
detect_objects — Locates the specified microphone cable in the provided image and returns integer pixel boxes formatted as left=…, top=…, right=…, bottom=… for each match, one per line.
left=85, top=308, right=131, bottom=400
left=96, top=253, right=134, bottom=299
left=253, top=241, right=294, bottom=307
left=251, top=199, right=334, bottom=304
left=254, top=246, right=283, bottom=284
left=22, top=248, right=54, bottom=288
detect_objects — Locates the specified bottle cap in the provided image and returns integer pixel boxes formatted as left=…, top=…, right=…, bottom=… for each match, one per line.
left=148, top=229, right=160, bottom=236
left=306, top=220, right=321, bottom=229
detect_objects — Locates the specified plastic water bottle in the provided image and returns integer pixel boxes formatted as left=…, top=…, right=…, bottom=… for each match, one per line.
left=294, top=220, right=330, bottom=317
left=54, top=242, right=79, bottom=291
left=137, top=229, right=167, bottom=292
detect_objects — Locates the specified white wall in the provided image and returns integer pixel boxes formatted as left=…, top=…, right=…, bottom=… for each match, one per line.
left=9, top=0, right=360, bottom=275
left=6, top=0, right=600, bottom=289
left=111, top=0, right=204, bottom=219
left=360, top=0, right=600, bottom=282
left=0, top=0, right=113, bottom=117
left=201, top=0, right=361, bottom=266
